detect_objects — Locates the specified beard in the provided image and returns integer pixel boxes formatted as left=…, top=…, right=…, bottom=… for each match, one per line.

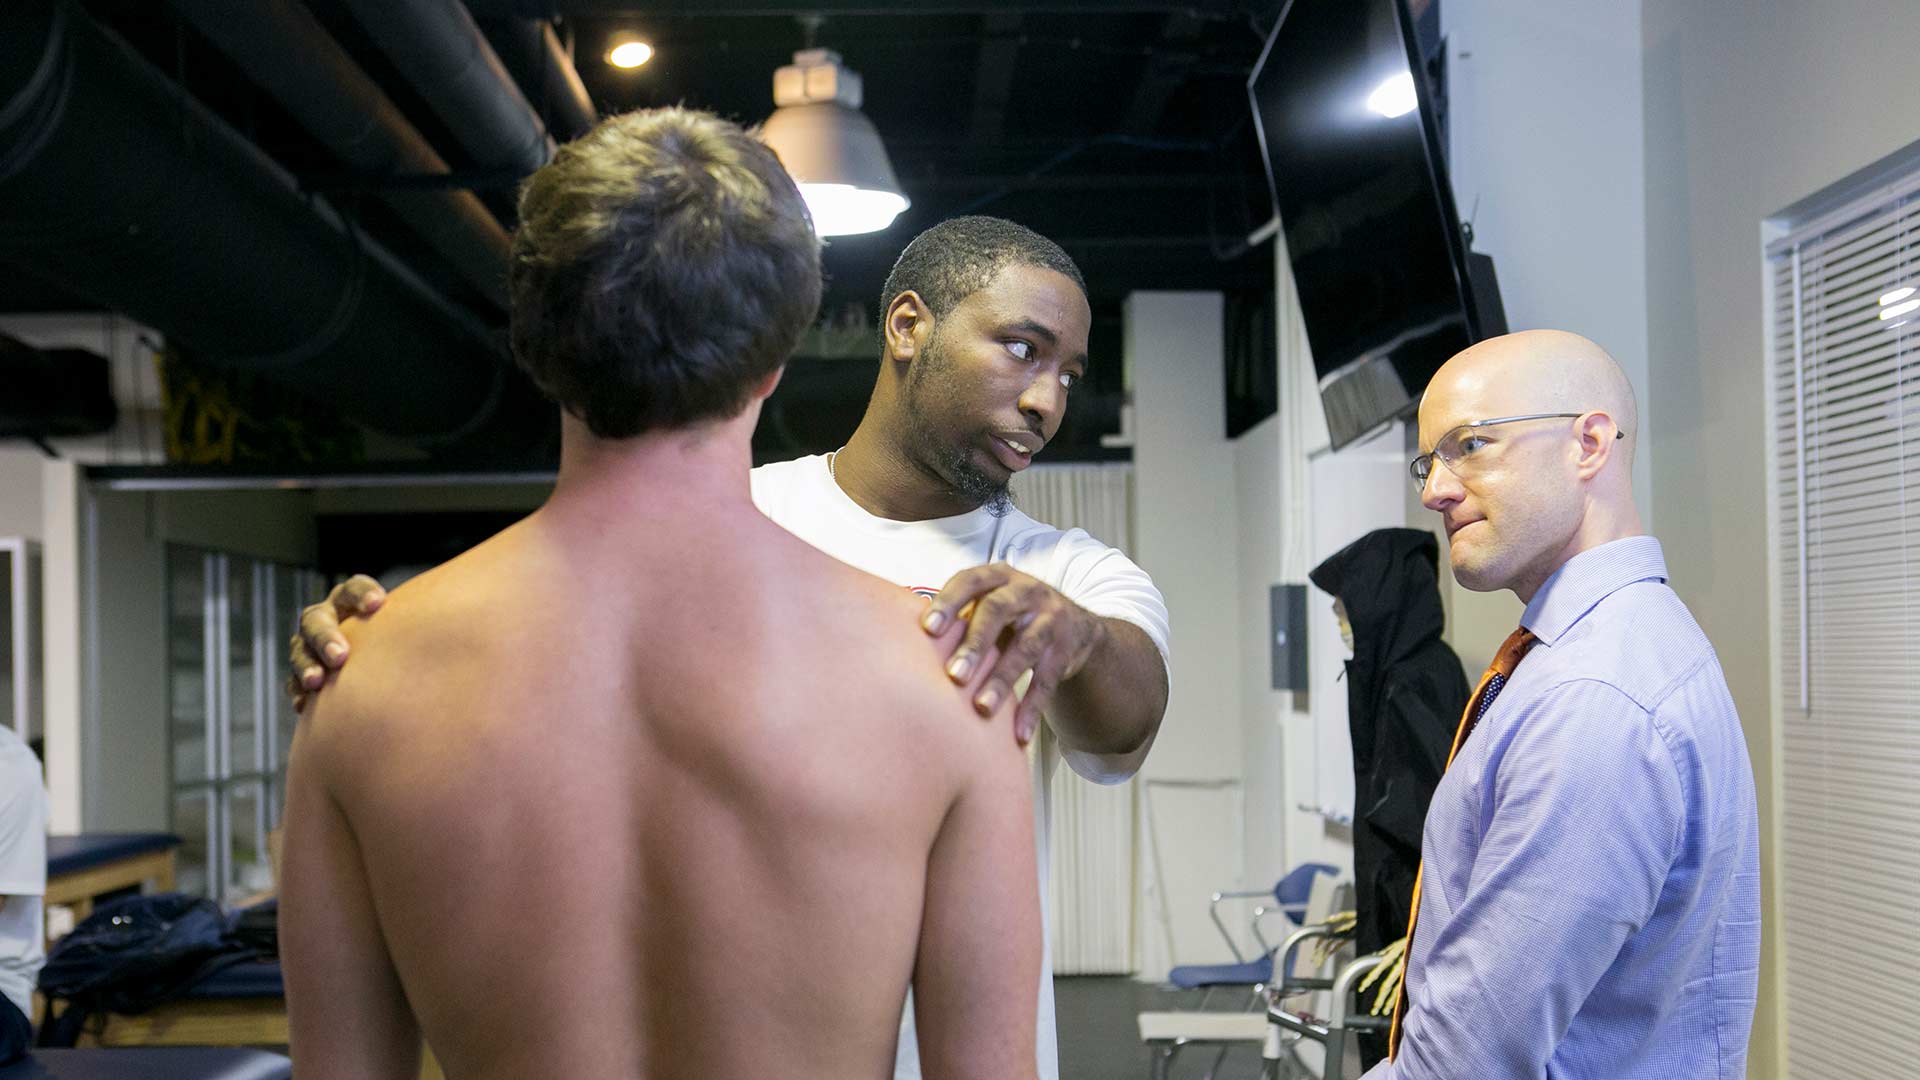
left=902, top=334, right=1015, bottom=517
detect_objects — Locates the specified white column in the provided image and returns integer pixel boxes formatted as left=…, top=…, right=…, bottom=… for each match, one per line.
left=1127, top=290, right=1247, bottom=977
left=41, top=459, right=84, bottom=831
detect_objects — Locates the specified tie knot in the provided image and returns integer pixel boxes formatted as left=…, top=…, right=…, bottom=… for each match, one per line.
left=1492, top=626, right=1537, bottom=678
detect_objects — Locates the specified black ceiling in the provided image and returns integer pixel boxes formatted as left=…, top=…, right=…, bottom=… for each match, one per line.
left=81, top=0, right=1282, bottom=307
left=4, top=0, right=1286, bottom=465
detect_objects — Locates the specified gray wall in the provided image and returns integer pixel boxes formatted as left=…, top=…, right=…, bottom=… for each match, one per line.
left=1643, top=3, right=1920, bottom=1074
left=82, top=479, right=552, bottom=832
left=1407, top=3, right=1913, bottom=1071
left=87, top=487, right=317, bottom=830
left=0, top=453, right=45, bottom=541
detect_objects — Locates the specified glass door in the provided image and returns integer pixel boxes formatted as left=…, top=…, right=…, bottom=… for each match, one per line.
left=166, top=545, right=315, bottom=905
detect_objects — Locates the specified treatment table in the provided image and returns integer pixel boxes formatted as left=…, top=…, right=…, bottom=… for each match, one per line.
left=0, top=1048, right=289, bottom=1080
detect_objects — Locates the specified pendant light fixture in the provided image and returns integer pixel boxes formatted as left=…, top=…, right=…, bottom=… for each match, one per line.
left=758, top=48, right=909, bottom=237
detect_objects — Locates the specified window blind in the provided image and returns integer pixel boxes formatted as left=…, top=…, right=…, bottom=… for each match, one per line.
left=1769, top=177, right=1920, bottom=1075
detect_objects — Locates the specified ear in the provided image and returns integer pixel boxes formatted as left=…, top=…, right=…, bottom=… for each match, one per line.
left=1570, top=410, right=1620, bottom=481
left=882, top=290, right=933, bottom=366
left=750, top=364, right=786, bottom=403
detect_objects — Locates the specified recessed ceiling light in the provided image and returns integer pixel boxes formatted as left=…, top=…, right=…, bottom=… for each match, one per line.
left=607, top=40, right=653, bottom=69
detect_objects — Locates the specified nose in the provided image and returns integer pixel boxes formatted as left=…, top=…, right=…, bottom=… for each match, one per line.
left=1420, top=460, right=1463, bottom=512
left=1018, top=373, right=1066, bottom=433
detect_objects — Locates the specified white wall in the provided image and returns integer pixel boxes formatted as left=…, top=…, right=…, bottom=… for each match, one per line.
left=1641, top=4, right=1920, bottom=1075
left=42, top=462, right=82, bottom=830
left=1299, top=426, right=1411, bottom=833
left=1234, top=415, right=1289, bottom=899
left=0, top=454, right=45, bottom=541
left=1127, top=291, right=1251, bottom=975
left=1435, top=0, right=1649, bottom=671
left=2, top=315, right=171, bottom=825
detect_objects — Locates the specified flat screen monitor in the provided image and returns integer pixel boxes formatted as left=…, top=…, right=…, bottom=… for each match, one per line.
left=1247, top=0, right=1502, bottom=449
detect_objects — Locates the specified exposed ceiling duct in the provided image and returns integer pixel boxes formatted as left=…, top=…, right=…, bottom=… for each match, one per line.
left=169, top=0, right=514, bottom=307
left=337, top=0, right=556, bottom=178
left=169, top=0, right=513, bottom=310
left=0, top=0, right=548, bottom=456
left=484, top=18, right=598, bottom=141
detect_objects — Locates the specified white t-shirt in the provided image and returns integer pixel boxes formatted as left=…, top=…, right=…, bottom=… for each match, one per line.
left=0, top=728, right=48, bottom=1021
left=751, top=454, right=1171, bottom=1080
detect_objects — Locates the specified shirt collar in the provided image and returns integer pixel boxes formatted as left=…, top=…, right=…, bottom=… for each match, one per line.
left=1520, top=535, right=1668, bottom=647
left=810, top=454, right=1001, bottom=541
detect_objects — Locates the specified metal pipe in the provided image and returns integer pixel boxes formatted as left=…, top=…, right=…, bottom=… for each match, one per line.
left=171, top=0, right=512, bottom=308
left=483, top=18, right=596, bottom=140
left=338, top=0, right=555, bottom=176
left=1325, top=951, right=1386, bottom=1032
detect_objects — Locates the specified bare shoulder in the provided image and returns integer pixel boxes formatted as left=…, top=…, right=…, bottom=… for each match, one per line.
left=806, top=559, right=1025, bottom=775
left=299, top=546, right=516, bottom=770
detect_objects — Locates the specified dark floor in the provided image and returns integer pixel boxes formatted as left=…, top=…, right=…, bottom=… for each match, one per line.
left=1055, top=976, right=1273, bottom=1080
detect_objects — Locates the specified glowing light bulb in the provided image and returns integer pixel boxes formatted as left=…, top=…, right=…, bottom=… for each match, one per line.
left=608, top=41, right=653, bottom=69
left=798, top=183, right=909, bottom=237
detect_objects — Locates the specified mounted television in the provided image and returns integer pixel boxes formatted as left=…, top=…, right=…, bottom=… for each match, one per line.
left=1248, top=0, right=1505, bottom=450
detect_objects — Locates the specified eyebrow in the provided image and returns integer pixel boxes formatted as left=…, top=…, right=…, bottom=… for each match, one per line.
left=1003, top=318, right=1091, bottom=370
left=1005, top=318, right=1059, bottom=346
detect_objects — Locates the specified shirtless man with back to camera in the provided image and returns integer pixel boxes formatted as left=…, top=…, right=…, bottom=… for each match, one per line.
left=279, top=106, right=1040, bottom=1080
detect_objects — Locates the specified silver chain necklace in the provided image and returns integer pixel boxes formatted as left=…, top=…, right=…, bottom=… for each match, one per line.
left=827, top=445, right=846, bottom=482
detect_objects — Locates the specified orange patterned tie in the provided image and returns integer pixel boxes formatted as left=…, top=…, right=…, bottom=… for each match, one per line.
left=1386, top=625, right=1539, bottom=1061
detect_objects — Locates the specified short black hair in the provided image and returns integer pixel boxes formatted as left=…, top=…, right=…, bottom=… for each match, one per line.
left=509, top=107, right=823, bottom=439
left=879, top=215, right=1085, bottom=321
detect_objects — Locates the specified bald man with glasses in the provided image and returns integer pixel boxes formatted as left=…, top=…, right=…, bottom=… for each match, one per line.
left=1369, top=330, right=1760, bottom=1080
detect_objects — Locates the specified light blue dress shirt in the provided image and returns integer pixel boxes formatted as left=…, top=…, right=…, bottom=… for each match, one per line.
left=1362, top=536, right=1760, bottom=1080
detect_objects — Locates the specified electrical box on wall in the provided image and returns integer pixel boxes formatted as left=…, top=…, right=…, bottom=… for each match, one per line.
left=1270, top=583, right=1307, bottom=691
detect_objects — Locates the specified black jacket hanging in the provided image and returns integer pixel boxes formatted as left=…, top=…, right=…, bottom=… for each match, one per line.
left=1309, top=527, right=1469, bottom=1070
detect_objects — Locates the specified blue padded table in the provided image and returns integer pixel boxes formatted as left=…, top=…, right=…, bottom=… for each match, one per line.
left=182, top=960, right=282, bottom=1002
left=0, top=1048, right=289, bottom=1080
left=92, top=961, right=286, bottom=1049
left=45, top=834, right=181, bottom=923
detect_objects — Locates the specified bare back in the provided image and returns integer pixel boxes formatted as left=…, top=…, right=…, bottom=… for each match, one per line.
left=281, top=508, right=1040, bottom=1080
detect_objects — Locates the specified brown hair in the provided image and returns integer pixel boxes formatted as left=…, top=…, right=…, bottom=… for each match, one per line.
left=509, top=107, right=822, bottom=438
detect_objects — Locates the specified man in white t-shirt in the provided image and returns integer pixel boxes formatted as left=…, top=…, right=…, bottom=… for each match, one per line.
left=0, top=726, right=48, bottom=1065
left=291, top=216, right=1172, bottom=1079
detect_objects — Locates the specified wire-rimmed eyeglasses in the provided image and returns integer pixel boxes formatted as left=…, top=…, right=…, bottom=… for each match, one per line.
left=1409, top=412, right=1624, bottom=490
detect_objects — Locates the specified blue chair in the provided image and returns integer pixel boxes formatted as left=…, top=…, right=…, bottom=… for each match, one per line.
left=1142, top=864, right=1342, bottom=1079
left=1167, top=863, right=1340, bottom=1000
